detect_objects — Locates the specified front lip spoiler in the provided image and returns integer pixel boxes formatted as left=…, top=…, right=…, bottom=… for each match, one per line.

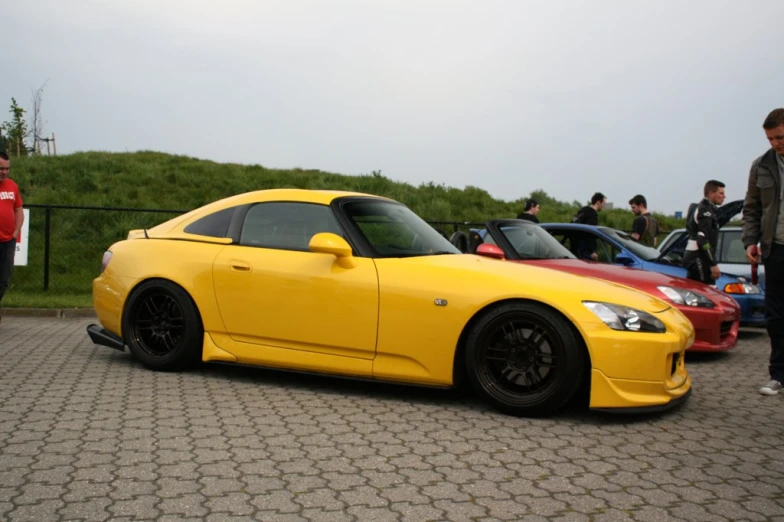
left=86, top=324, right=125, bottom=351
left=591, top=387, right=692, bottom=414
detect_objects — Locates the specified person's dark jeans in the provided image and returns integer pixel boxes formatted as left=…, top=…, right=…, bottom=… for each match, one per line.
left=763, top=242, right=784, bottom=383
left=0, top=238, right=16, bottom=307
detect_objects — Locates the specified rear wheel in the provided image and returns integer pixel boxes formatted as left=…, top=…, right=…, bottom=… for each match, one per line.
left=122, top=280, right=203, bottom=371
left=465, top=302, right=585, bottom=417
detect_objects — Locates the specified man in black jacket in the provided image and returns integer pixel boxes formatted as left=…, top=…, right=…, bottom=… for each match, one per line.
left=742, top=107, right=784, bottom=396
left=573, top=192, right=606, bottom=260
left=683, top=180, right=725, bottom=284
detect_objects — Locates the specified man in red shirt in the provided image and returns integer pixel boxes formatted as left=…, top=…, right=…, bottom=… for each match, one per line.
left=0, top=151, right=24, bottom=322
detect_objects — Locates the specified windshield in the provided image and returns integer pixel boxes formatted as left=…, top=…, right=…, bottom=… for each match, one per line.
left=341, top=200, right=461, bottom=258
left=497, top=223, right=576, bottom=259
left=600, top=227, right=661, bottom=261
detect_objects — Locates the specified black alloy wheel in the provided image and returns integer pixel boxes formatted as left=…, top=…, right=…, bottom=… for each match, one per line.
left=465, top=302, right=585, bottom=417
left=123, top=280, right=203, bottom=371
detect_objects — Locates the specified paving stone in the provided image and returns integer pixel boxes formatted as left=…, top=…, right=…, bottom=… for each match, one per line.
left=0, top=318, right=783, bottom=521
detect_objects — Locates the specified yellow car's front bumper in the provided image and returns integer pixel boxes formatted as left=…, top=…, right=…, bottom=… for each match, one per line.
left=589, top=367, right=692, bottom=412
left=583, top=305, right=694, bottom=412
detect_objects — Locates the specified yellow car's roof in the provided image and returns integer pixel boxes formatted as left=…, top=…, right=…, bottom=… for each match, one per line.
left=224, top=188, right=389, bottom=206
left=141, top=188, right=392, bottom=238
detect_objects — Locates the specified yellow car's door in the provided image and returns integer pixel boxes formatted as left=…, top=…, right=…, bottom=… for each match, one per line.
left=212, top=202, right=379, bottom=367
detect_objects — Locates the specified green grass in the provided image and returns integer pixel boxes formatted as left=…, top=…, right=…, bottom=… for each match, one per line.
left=3, top=292, right=93, bottom=309
left=4, top=150, right=688, bottom=307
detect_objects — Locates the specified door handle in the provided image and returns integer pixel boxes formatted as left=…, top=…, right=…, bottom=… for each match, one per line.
left=229, top=260, right=251, bottom=272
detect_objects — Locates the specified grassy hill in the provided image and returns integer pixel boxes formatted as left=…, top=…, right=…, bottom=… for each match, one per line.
left=5, top=151, right=686, bottom=306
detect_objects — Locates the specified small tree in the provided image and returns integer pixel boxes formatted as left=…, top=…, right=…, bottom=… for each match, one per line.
left=2, top=98, right=29, bottom=156
left=31, top=82, right=47, bottom=154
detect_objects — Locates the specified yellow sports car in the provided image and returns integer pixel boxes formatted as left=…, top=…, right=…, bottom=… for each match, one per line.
left=87, top=189, right=694, bottom=417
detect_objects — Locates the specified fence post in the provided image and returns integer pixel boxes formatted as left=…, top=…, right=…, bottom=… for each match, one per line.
left=44, top=207, right=51, bottom=291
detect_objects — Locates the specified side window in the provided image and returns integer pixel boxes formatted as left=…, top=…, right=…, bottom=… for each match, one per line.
left=502, top=227, right=539, bottom=257
left=719, top=231, right=746, bottom=263
left=184, top=207, right=236, bottom=238
left=239, top=202, right=343, bottom=251
left=596, top=239, right=622, bottom=264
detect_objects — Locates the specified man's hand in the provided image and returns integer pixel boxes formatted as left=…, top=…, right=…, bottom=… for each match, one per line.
left=590, top=252, right=598, bottom=261
left=746, top=244, right=761, bottom=264
left=12, top=230, right=19, bottom=239
left=711, top=265, right=721, bottom=280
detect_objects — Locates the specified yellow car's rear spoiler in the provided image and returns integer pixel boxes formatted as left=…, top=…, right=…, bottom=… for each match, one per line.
left=127, top=229, right=149, bottom=240
left=126, top=228, right=232, bottom=245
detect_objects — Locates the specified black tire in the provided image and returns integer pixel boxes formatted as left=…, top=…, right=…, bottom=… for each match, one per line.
left=465, top=302, right=585, bottom=417
left=450, top=231, right=469, bottom=253
left=122, top=280, right=203, bottom=371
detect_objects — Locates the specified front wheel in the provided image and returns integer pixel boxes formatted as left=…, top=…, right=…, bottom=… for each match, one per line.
left=122, top=280, right=203, bottom=371
left=465, top=302, right=586, bottom=417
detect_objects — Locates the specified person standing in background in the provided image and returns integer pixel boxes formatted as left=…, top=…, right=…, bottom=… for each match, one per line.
left=517, top=199, right=540, bottom=223
left=573, top=192, right=606, bottom=260
left=741, top=108, right=784, bottom=396
left=0, top=151, right=25, bottom=325
left=628, top=194, right=659, bottom=247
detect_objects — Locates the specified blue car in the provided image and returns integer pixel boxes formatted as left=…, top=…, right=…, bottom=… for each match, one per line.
left=539, top=219, right=766, bottom=327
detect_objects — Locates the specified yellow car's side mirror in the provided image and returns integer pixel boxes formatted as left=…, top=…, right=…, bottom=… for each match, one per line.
left=309, top=233, right=355, bottom=267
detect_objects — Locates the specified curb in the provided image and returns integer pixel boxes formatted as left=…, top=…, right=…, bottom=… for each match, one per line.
left=2, top=308, right=97, bottom=318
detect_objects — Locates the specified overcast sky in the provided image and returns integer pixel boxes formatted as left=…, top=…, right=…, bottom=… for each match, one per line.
left=4, top=0, right=783, bottom=214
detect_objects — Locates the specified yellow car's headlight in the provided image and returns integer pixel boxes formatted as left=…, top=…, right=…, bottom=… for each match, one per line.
left=583, top=301, right=666, bottom=333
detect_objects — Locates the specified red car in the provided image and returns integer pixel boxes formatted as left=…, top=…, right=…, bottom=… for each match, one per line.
left=455, top=219, right=740, bottom=352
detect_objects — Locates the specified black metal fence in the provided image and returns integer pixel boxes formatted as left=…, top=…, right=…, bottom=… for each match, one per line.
left=13, top=205, right=668, bottom=294
left=14, top=205, right=496, bottom=294
left=16, top=204, right=186, bottom=293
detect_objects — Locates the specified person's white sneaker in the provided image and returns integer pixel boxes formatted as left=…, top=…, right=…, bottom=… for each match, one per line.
left=759, top=380, right=782, bottom=396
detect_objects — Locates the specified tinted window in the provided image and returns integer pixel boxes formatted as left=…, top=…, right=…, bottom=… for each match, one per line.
left=239, top=202, right=343, bottom=250
left=342, top=200, right=460, bottom=257
left=719, top=230, right=746, bottom=263
left=184, top=207, right=235, bottom=238
left=496, top=224, right=575, bottom=259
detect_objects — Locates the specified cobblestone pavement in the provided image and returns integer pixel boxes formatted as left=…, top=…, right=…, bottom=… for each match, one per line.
left=1, top=317, right=783, bottom=522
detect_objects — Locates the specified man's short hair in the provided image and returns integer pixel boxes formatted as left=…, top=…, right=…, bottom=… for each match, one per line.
left=628, top=195, right=647, bottom=207
left=524, top=199, right=539, bottom=211
left=591, top=192, right=606, bottom=205
left=704, top=179, right=725, bottom=197
left=763, top=108, right=784, bottom=130
left=0, top=151, right=8, bottom=161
